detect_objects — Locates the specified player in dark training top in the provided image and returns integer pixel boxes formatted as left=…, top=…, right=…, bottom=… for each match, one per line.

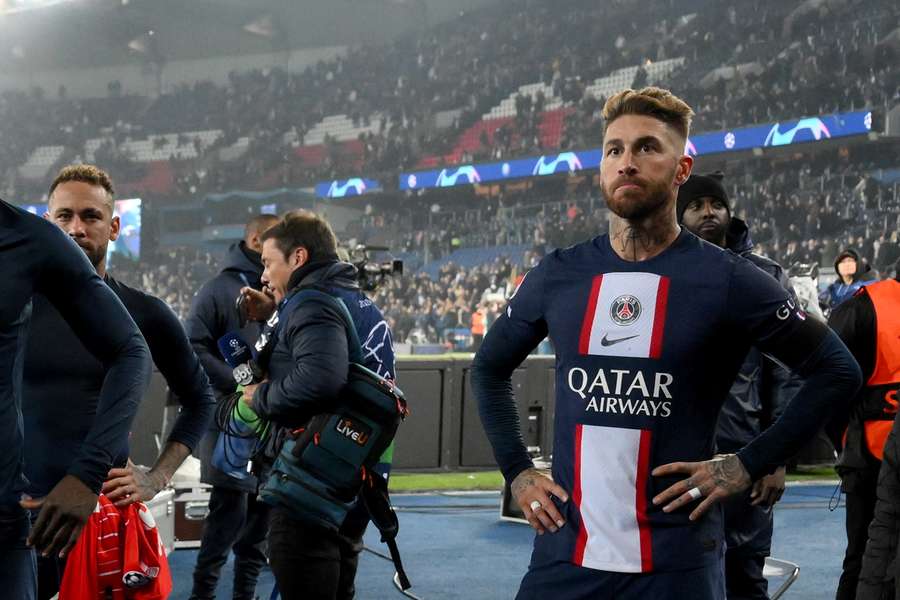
left=472, top=87, right=862, bottom=600
left=21, top=165, right=216, bottom=600
left=0, top=199, right=151, bottom=600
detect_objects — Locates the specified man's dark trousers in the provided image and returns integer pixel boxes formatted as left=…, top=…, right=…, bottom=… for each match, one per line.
left=722, top=489, right=772, bottom=600
left=724, top=552, right=768, bottom=600
left=268, top=506, right=365, bottom=600
left=0, top=505, right=36, bottom=600
left=189, top=486, right=270, bottom=600
left=836, top=465, right=880, bottom=600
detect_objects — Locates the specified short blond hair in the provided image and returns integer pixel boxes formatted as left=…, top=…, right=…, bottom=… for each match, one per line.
left=602, top=87, right=694, bottom=141
left=48, top=164, right=115, bottom=213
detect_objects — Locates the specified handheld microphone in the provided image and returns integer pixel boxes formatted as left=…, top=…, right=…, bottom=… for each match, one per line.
left=217, top=332, right=264, bottom=386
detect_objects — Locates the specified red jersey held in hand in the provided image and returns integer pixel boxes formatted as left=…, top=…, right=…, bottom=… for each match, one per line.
left=59, top=494, right=172, bottom=600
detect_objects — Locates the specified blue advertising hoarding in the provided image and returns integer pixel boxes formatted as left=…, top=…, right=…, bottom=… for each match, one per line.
left=684, top=110, right=872, bottom=156
left=400, top=150, right=603, bottom=191
left=400, top=110, right=872, bottom=191
left=315, top=178, right=382, bottom=199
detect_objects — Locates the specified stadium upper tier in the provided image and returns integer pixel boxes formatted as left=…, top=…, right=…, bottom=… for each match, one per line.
left=0, top=0, right=896, bottom=201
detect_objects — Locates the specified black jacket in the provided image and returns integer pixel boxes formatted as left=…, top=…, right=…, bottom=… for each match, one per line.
left=831, top=277, right=900, bottom=599
left=717, top=219, right=802, bottom=453
left=185, top=242, right=268, bottom=491
left=253, top=260, right=360, bottom=428
left=857, top=409, right=900, bottom=600
left=717, top=218, right=803, bottom=553
left=251, top=259, right=396, bottom=541
left=828, top=289, right=877, bottom=471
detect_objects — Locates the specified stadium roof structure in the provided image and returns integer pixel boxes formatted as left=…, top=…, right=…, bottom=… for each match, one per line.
left=0, top=0, right=498, bottom=72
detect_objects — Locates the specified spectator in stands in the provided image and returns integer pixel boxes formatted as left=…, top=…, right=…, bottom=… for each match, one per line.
left=821, top=249, right=877, bottom=312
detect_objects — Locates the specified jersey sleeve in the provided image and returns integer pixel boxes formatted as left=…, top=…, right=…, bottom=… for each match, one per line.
left=471, top=259, right=549, bottom=483
left=726, top=256, right=807, bottom=355
left=142, top=296, right=216, bottom=452
left=35, top=226, right=152, bottom=493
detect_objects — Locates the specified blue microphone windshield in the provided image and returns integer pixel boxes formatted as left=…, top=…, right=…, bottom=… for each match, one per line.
left=217, top=332, right=254, bottom=368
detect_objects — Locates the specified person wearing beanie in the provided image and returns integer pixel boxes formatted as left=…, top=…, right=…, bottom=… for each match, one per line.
left=679, top=172, right=802, bottom=600
left=821, top=249, right=876, bottom=312
left=676, top=171, right=731, bottom=235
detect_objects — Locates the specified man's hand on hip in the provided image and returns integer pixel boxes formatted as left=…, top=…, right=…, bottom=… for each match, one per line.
left=511, top=468, right=569, bottom=535
left=651, top=454, right=752, bottom=521
left=20, top=474, right=98, bottom=558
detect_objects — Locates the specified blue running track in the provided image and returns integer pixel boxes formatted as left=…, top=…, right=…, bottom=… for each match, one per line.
left=167, top=483, right=846, bottom=599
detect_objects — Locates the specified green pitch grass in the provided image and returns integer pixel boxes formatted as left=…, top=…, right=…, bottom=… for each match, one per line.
left=388, top=466, right=838, bottom=492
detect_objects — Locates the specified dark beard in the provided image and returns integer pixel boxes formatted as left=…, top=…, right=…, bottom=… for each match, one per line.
left=693, top=221, right=728, bottom=246
left=604, top=182, right=671, bottom=221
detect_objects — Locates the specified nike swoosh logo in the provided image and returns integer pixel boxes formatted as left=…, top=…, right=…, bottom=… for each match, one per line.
left=600, top=333, right=639, bottom=347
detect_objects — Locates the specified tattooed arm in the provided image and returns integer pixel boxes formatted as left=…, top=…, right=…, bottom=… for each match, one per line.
left=650, top=455, right=752, bottom=521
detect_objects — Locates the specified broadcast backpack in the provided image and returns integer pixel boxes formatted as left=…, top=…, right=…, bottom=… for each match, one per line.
left=258, top=288, right=411, bottom=589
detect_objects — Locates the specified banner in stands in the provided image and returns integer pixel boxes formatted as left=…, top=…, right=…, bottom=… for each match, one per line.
left=315, top=178, right=383, bottom=198
left=399, top=110, right=873, bottom=191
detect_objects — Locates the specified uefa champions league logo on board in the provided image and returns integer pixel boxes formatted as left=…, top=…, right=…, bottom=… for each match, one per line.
left=436, top=166, right=481, bottom=187
left=327, top=178, right=367, bottom=198
left=764, top=118, right=831, bottom=147
left=532, top=152, right=583, bottom=176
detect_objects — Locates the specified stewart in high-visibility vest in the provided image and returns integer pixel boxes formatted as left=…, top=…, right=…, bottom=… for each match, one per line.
left=829, top=272, right=900, bottom=600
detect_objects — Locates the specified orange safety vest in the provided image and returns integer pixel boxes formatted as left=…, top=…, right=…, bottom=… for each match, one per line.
left=861, top=279, right=900, bottom=460
left=471, top=310, right=486, bottom=336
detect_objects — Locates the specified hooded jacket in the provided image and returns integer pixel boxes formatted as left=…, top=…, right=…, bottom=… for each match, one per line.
left=253, top=259, right=396, bottom=428
left=185, top=242, right=268, bottom=491
left=252, top=258, right=397, bottom=542
left=717, top=218, right=803, bottom=553
left=822, top=249, right=876, bottom=310
left=718, top=218, right=801, bottom=452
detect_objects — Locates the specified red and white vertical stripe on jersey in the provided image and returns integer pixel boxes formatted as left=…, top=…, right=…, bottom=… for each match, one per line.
left=578, top=272, right=670, bottom=359
left=571, top=424, right=653, bottom=573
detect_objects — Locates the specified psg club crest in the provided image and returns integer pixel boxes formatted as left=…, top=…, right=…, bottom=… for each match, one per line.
left=610, top=295, right=641, bottom=326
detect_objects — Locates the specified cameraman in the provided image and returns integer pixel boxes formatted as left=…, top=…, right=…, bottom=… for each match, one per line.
left=242, top=210, right=395, bottom=600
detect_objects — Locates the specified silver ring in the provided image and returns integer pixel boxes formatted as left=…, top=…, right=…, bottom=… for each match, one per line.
left=529, top=500, right=542, bottom=512
left=688, top=486, right=702, bottom=501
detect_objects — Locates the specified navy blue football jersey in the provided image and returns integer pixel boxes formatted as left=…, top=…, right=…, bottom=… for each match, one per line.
left=485, top=230, right=807, bottom=573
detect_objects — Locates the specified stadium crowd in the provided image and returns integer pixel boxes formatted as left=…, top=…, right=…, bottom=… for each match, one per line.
left=0, top=0, right=896, bottom=202
left=3, top=0, right=893, bottom=348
